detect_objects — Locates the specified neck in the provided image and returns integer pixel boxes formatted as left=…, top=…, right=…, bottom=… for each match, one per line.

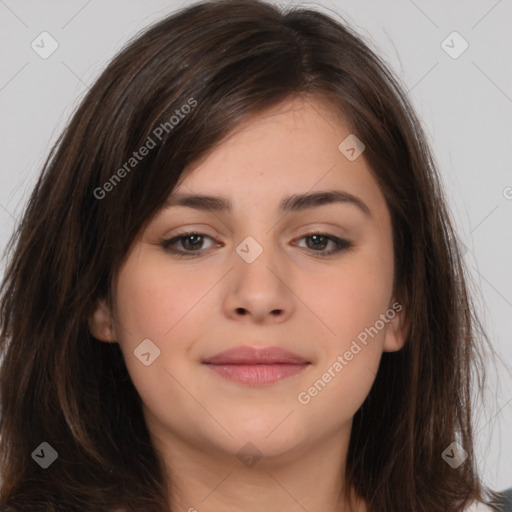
left=146, top=417, right=366, bottom=512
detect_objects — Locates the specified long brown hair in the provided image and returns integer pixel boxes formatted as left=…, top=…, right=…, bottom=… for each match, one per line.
left=0, top=0, right=503, bottom=510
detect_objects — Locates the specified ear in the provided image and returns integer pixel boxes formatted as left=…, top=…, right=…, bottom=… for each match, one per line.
left=88, top=298, right=117, bottom=343
left=382, top=300, right=408, bottom=353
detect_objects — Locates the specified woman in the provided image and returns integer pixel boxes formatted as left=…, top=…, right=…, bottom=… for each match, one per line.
left=0, top=0, right=510, bottom=510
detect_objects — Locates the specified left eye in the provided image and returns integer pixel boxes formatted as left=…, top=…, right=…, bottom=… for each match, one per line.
left=294, top=233, right=353, bottom=256
left=161, top=231, right=353, bottom=258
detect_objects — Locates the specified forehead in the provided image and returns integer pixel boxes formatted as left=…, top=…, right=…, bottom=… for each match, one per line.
left=171, top=96, right=386, bottom=218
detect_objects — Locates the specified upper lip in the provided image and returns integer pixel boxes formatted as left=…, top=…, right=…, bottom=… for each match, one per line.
left=202, top=346, right=309, bottom=365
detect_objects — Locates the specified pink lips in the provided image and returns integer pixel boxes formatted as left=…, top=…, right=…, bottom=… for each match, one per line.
left=202, top=346, right=310, bottom=385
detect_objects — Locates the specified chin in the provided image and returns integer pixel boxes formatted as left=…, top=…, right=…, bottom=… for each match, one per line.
left=218, top=416, right=304, bottom=455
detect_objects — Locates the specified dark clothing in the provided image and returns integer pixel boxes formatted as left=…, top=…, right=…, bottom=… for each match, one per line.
left=493, top=487, right=512, bottom=511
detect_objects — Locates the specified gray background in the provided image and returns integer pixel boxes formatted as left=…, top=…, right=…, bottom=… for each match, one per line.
left=1, top=0, right=511, bottom=492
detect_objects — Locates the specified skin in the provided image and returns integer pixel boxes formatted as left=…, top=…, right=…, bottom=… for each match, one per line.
left=89, top=95, right=407, bottom=512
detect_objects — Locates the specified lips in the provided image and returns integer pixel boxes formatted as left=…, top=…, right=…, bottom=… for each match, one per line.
left=202, top=346, right=310, bottom=385
left=202, top=346, right=309, bottom=365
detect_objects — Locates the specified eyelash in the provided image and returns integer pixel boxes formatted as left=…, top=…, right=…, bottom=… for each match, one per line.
left=161, top=230, right=353, bottom=258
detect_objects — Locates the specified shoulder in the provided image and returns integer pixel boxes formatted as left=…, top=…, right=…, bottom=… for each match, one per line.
left=493, top=487, right=512, bottom=512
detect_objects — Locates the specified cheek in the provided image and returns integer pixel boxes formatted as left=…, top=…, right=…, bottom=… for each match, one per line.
left=112, top=252, right=214, bottom=391
left=305, top=246, right=394, bottom=342
left=297, top=245, right=394, bottom=422
left=297, top=351, right=380, bottom=430
left=111, top=259, right=199, bottom=413
left=114, top=252, right=206, bottom=340
left=296, top=267, right=391, bottom=421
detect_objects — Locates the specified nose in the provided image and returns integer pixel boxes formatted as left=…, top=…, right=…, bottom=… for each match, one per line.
left=222, top=237, right=295, bottom=324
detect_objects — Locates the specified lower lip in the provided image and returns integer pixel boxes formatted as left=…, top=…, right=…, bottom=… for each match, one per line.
left=204, top=363, right=309, bottom=385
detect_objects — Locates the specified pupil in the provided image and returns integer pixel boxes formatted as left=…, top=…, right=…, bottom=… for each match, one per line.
left=185, top=235, right=201, bottom=250
left=309, top=235, right=326, bottom=250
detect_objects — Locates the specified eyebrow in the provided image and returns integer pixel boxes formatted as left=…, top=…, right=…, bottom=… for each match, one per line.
left=163, top=190, right=372, bottom=218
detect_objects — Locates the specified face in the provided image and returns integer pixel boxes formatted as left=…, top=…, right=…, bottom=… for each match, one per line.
left=90, top=96, right=406, bottom=461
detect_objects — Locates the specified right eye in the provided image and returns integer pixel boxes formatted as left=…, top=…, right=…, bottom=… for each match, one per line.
left=161, top=231, right=218, bottom=258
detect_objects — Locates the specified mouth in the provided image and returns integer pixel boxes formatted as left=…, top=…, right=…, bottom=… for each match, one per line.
left=202, top=346, right=311, bottom=385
